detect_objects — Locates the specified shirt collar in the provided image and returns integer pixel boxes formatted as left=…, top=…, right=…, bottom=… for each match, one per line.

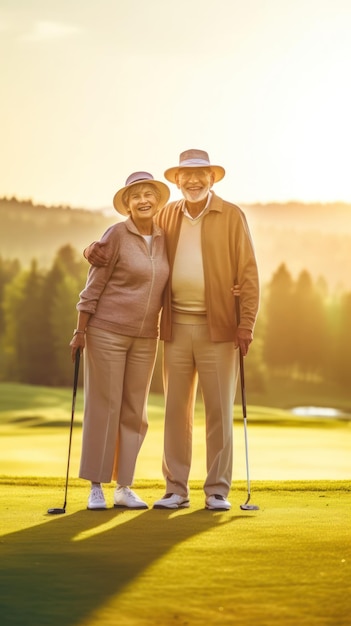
left=182, top=191, right=212, bottom=220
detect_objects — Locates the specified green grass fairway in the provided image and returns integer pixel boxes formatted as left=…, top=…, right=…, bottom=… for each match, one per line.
left=1, top=383, right=350, bottom=624
left=0, top=478, right=350, bottom=626
left=1, top=385, right=350, bottom=480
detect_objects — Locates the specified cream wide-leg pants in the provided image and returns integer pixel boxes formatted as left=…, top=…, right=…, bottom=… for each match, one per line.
left=162, top=316, right=239, bottom=498
left=79, top=327, right=157, bottom=485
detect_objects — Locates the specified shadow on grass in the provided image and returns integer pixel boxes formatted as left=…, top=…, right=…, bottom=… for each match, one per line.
left=0, top=505, right=245, bottom=625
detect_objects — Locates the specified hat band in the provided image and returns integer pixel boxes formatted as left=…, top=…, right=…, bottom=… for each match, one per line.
left=179, top=158, right=211, bottom=167
left=128, top=177, right=151, bottom=185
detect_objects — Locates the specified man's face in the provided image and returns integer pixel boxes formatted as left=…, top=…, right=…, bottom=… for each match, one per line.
left=175, top=168, right=214, bottom=204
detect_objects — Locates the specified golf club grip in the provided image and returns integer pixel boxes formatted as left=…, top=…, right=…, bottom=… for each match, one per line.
left=73, top=349, right=80, bottom=392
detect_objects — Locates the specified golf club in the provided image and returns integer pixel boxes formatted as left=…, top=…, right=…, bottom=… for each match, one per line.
left=47, top=349, right=81, bottom=515
left=235, top=295, right=259, bottom=511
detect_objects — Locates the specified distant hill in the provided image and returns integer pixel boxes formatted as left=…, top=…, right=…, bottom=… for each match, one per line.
left=0, top=197, right=118, bottom=268
left=242, top=201, right=351, bottom=235
left=241, top=202, right=351, bottom=291
left=1, top=197, right=351, bottom=291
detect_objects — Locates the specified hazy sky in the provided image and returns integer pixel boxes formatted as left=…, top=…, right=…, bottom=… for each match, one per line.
left=1, top=0, right=350, bottom=209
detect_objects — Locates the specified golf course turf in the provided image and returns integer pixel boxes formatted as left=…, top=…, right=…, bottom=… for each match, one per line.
left=1, top=382, right=350, bottom=625
left=0, top=478, right=350, bottom=626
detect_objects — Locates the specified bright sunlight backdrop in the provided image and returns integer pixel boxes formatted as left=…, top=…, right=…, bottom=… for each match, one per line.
left=1, top=0, right=351, bottom=210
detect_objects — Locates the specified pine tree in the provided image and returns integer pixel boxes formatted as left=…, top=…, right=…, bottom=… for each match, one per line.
left=262, top=264, right=295, bottom=373
left=334, top=292, right=351, bottom=388
left=292, top=270, right=328, bottom=378
left=3, top=261, right=47, bottom=382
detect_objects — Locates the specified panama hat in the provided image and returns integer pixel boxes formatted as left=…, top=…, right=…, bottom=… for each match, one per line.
left=113, top=171, right=170, bottom=216
left=164, top=149, right=225, bottom=184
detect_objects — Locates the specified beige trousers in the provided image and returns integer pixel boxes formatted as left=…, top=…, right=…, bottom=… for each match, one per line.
left=79, top=327, right=157, bottom=485
left=162, top=317, right=239, bottom=498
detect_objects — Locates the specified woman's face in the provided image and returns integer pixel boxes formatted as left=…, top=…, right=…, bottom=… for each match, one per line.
left=126, top=184, right=160, bottom=226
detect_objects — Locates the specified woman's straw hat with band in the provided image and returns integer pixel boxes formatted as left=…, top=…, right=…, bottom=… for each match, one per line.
left=113, top=171, right=170, bottom=216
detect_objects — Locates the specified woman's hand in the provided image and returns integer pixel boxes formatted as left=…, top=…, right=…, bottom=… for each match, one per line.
left=69, top=333, right=85, bottom=362
left=231, top=283, right=240, bottom=297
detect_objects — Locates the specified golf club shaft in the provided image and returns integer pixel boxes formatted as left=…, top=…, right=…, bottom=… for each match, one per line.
left=63, top=349, right=81, bottom=510
left=235, top=295, right=252, bottom=502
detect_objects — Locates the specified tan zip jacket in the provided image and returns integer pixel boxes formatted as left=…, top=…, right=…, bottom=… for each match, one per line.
left=77, top=217, right=169, bottom=338
left=156, top=192, right=259, bottom=342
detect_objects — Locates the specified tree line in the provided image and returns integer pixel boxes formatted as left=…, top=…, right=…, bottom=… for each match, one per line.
left=0, top=247, right=350, bottom=392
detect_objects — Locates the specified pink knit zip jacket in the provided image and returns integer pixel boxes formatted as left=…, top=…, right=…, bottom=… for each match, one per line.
left=156, top=192, right=259, bottom=342
left=77, top=217, right=169, bottom=338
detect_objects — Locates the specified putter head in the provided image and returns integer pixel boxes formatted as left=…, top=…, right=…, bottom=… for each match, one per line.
left=240, top=493, right=259, bottom=511
left=240, top=503, right=260, bottom=511
left=47, top=507, right=66, bottom=515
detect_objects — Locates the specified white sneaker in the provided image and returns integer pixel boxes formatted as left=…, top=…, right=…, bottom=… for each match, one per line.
left=87, top=485, right=107, bottom=510
left=113, top=486, right=148, bottom=509
left=153, top=493, right=190, bottom=509
left=205, top=494, right=231, bottom=510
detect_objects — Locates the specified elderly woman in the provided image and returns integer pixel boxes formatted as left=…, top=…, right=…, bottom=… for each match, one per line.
left=70, top=172, right=170, bottom=510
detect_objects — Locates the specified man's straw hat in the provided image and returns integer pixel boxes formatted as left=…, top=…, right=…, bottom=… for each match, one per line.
left=164, top=149, right=225, bottom=184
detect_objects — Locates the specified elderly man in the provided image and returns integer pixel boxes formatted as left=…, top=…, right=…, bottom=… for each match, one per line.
left=84, top=149, right=259, bottom=511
